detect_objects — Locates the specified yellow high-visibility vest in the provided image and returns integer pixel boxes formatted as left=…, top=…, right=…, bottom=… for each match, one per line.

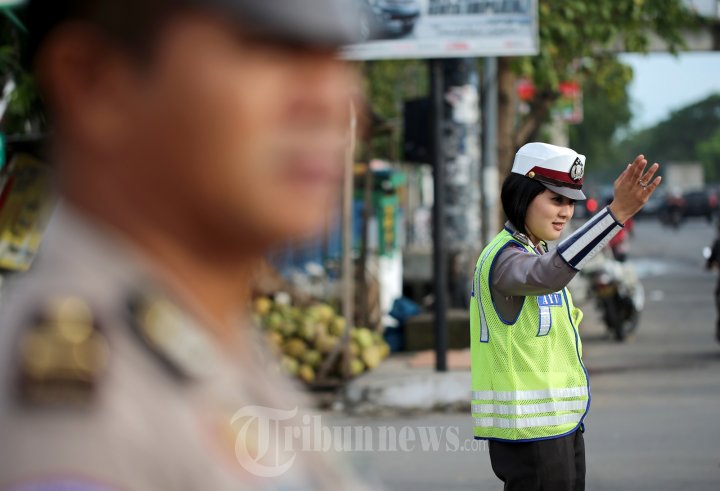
left=470, top=229, right=589, bottom=441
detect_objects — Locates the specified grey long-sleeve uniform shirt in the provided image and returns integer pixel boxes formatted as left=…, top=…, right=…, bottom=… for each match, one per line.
left=492, top=207, right=624, bottom=321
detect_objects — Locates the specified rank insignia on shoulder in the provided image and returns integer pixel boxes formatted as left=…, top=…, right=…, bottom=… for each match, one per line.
left=127, top=294, right=219, bottom=381
left=17, top=297, right=109, bottom=405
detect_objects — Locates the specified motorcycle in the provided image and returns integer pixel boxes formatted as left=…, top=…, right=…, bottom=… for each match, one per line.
left=658, top=192, right=685, bottom=229
left=582, top=252, right=644, bottom=342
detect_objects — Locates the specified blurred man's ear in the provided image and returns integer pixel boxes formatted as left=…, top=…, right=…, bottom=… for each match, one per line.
left=35, top=22, right=136, bottom=146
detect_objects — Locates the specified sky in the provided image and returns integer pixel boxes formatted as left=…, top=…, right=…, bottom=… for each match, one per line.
left=619, top=52, right=720, bottom=130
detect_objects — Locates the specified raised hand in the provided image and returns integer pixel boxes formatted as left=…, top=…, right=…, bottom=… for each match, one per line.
left=609, top=155, right=662, bottom=224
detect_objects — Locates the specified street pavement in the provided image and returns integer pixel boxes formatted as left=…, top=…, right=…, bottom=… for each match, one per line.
left=328, top=218, right=720, bottom=490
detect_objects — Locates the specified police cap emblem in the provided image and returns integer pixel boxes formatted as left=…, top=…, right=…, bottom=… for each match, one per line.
left=569, top=157, right=584, bottom=182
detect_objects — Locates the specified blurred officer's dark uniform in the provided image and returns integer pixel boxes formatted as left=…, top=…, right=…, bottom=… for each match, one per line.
left=0, top=1, right=373, bottom=490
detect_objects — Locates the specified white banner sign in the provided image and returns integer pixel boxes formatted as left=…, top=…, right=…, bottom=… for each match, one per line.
left=343, top=0, right=539, bottom=60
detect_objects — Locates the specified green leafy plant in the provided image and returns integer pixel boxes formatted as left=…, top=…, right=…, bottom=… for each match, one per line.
left=0, top=8, right=46, bottom=135
left=497, top=0, right=701, bottom=180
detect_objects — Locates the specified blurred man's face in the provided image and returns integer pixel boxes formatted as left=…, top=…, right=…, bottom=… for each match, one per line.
left=54, top=13, right=358, bottom=250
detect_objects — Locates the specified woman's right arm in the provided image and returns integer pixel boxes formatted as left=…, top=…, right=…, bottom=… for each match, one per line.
left=493, top=206, right=624, bottom=297
left=493, top=154, right=662, bottom=298
left=493, top=244, right=577, bottom=297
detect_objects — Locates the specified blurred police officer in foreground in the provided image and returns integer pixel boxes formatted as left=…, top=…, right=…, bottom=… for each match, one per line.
left=0, top=1, right=372, bottom=489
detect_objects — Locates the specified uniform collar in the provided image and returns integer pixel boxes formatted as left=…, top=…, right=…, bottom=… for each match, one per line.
left=503, top=221, right=548, bottom=252
left=36, top=202, right=148, bottom=287
left=38, top=202, right=235, bottom=330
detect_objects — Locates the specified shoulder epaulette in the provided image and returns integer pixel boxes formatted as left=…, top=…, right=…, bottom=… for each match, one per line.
left=16, top=297, right=109, bottom=405
left=127, top=293, right=219, bottom=381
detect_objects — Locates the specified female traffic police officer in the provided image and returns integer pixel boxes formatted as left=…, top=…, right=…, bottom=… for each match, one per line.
left=470, top=142, right=661, bottom=490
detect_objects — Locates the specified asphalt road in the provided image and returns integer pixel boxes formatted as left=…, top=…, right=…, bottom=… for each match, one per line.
left=330, top=218, right=720, bottom=490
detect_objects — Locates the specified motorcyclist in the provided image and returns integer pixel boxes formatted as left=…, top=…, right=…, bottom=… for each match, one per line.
left=705, top=221, right=720, bottom=343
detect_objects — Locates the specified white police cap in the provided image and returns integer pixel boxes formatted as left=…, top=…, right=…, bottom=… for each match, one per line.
left=511, top=142, right=587, bottom=200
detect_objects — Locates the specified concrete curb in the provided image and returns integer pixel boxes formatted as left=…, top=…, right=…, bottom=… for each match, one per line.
left=340, top=369, right=471, bottom=415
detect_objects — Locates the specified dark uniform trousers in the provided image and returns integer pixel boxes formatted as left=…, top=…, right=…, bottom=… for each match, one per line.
left=488, top=429, right=586, bottom=491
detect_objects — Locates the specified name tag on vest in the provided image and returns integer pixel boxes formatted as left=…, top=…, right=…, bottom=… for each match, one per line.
left=537, top=293, right=563, bottom=307
left=537, top=293, right=562, bottom=336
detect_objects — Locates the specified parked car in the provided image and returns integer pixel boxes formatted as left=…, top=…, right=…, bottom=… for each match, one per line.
left=358, top=0, right=421, bottom=41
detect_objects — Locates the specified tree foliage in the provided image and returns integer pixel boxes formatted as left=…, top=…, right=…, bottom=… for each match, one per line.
left=568, top=60, right=633, bottom=171
left=616, top=94, right=720, bottom=181
left=362, top=60, right=428, bottom=160
left=498, top=0, right=702, bottom=180
left=0, top=11, right=46, bottom=135
left=698, top=127, right=720, bottom=182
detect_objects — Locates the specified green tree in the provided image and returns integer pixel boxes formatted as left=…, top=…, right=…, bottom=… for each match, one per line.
left=497, top=0, right=701, bottom=183
left=620, top=94, right=720, bottom=159
left=0, top=8, right=45, bottom=135
left=362, top=60, right=428, bottom=160
left=568, top=59, right=633, bottom=171
left=614, top=94, right=720, bottom=181
left=698, top=126, right=720, bottom=182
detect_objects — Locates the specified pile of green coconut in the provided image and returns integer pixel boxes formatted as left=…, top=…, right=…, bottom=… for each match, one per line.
left=253, top=296, right=390, bottom=384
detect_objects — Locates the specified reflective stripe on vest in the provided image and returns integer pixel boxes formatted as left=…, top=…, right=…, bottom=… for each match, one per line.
left=471, top=386, right=589, bottom=402
left=474, top=413, right=583, bottom=430
left=472, top=399, right=587, bottom=416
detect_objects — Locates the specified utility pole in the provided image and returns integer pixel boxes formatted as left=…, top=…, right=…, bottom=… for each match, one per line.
left=430, top=59, right=447, bottom=372
left=431, top=58, right=481, bottom=372
left=482, top=57, right=499, bottom=245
